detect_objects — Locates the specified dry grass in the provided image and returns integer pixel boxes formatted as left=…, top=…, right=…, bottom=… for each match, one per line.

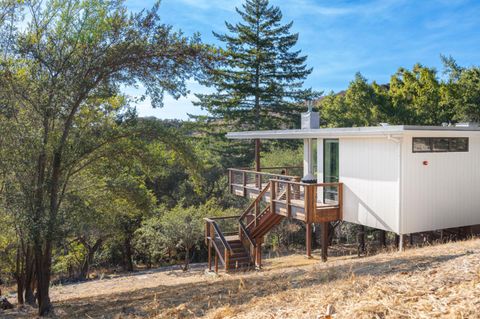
left=2, top=239, right=480, bottom=318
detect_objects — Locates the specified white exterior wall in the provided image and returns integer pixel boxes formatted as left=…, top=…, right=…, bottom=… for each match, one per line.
left=401, top=134, right=480, bottom=234
left=339, top=137, right=401, bottom=232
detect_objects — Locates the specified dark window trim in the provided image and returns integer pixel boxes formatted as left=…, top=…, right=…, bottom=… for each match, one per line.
left=412, top=137, right=469, bottom=153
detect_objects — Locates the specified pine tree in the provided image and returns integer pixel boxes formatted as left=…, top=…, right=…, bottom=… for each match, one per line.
left=194, top=0, right=317, bottom=132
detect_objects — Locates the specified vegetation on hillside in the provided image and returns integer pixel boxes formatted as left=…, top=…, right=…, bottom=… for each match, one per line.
left=0, top=0, right=479, bottom=316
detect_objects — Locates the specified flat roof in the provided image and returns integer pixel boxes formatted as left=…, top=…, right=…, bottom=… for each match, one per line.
left=226, top=125, right=480, bottom=140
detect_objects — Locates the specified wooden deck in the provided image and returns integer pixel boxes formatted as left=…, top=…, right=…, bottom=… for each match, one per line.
left=204, top=167, right=344, bottom=273
left=231, top=181, right=342, bottom=223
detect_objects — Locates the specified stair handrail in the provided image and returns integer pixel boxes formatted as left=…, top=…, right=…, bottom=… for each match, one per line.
left=204, top=218, right=233, bottom=255
left=239, top=219, right=256, bottom=248
left=238, top=182, right=271, bottom=221
left=238, top=219, right=256, bottom=265
left=246, top=205, right=270, bottom=229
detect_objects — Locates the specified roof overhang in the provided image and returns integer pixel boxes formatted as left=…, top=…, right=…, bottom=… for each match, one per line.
left=226, top=125, right=480, bottom=140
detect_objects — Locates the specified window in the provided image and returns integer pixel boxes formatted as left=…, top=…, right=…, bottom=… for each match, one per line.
left=412, top=137, right=469, bottom=153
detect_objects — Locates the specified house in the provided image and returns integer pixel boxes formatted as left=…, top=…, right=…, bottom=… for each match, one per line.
left=204, top=111, right=480, bottom=273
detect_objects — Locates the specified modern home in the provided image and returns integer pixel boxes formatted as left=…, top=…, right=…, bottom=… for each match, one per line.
left=204, top=110, right=480, bottom=272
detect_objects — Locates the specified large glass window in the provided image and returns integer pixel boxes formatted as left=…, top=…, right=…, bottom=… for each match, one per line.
left=412, top=137, right=469, bottom=153
left=323, top=139, right=339, bottom=201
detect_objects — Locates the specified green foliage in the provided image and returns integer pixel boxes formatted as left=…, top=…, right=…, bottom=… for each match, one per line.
left=52, top=242, right=85, bottom=276
left=319, top=60, right=480, bottom=126
left=0, top=0, right=210, bottom=312
left=133, top=199, right=237, bottom=269
left=260, top=146, right=302, bottom=169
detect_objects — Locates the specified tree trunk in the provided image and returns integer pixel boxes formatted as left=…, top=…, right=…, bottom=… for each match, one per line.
left=79, top=239, right=103, bottom=280
left=35, top=244, right=53, bottom=316
left=79, top=253, right=92, bottom=280
left=123, top=237, right=134, bottom=272
left=15, top=246, right=25, bottom=305
left=183, top=247, right=190, bottom=271
left=24, top=246, right=36, bottom=305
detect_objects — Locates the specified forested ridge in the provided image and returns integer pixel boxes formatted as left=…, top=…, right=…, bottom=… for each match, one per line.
left=0, top=0, right=480, bottom=316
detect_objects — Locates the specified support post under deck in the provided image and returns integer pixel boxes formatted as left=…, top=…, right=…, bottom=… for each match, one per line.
left=255, top=238, right=263, bottom=268
left=306, top=223, right=312, bottom=258
left=399, top=234, right=404, bottom=252
left=321, top=222, right=329, bottom=262
left=208, top=241, right=212, bottom=271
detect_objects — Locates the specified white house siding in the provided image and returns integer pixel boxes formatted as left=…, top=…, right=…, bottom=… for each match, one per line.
left=338, top=137, right=400, bottom=232
left=401, top=134, right=480, bottom=234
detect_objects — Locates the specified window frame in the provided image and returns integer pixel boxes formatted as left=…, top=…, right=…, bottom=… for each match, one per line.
left=412, top=137, right=469, bottom=153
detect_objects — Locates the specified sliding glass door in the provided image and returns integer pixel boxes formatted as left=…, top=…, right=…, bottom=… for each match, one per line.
left=323, top=139, right=339, bottom=202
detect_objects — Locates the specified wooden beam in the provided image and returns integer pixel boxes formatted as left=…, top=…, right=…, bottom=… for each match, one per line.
left=321, top=222, right=329, bottom=262
left=225, top=250, right=230, bottom=273
left=286, top=183, right=291, bottom=218
left=306, top=222, right=312, bottom=258
left=270, top=180, right=276, bottom=216
left=214, top=251, right=218, bottom=273
left=255, top=238, right=263, bottom=268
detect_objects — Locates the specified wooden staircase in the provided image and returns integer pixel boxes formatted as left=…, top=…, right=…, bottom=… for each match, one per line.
left=205, top=183, right=283, bottom=273
left=205, top=173, right=343, bottom=272
left=226, top=237, right=253, bottom=271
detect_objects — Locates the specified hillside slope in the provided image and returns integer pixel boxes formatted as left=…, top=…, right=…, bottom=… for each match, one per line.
left=2, top=239, right=480, bottom=318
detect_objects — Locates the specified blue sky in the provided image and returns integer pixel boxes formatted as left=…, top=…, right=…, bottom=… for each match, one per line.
left=125, top=0, right=480, bottom=120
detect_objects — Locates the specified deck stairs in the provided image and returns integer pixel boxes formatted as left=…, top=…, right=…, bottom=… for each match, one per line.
left=205, top=169, right=342, bottom=273
left=205, top=183, right=283, bottom=272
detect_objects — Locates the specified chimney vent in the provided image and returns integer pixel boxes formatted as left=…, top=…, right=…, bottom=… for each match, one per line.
left=301, top=101, right=319, bottom=129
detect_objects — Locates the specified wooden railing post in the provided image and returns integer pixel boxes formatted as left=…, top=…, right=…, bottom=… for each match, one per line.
left=270, top=180, right=276, bottom=216
left=214, top=251, right=218, bottom=273
left=228, top=169, right=233, bottom=194
left=208, top=240, right=212, bottom=271
left=205, top=221, right=208, bottom=245
left=338, top=183, right=343, bottom=220
left=286, top=182, right=291, bottom=218
left=225, top=250, right=230, bottom=272
left=304, top=185, right=309, bottom=222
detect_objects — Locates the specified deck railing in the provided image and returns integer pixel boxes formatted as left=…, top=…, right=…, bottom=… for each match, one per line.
left=270, top=180, right=343, bottom=222
left=228, top=167, right=301, bottom=194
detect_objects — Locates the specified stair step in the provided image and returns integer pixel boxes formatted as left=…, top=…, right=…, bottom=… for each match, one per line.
left=228, top=261, right=252, bottom=267
left=229, top=255, right=250, bottom=260
left=227, top=266, right=254, bottom=272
